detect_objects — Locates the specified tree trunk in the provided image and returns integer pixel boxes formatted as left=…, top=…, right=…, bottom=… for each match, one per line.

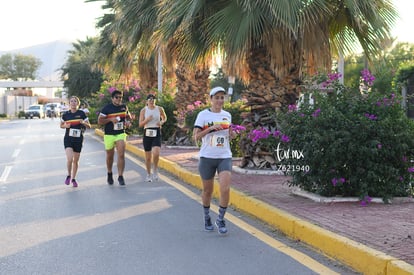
left=239, top=45, right=302, bottom=169
left=138, top=58, right=158, bottom=91
left=166, top=62, right=210, bottom=146
left=174, top=63, right=210, bottom=111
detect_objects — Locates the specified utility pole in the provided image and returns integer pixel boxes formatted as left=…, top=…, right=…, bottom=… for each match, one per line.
left=157, top=48, right=162, bottom=99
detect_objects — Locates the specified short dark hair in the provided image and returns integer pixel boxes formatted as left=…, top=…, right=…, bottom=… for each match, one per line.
left=111, top=90, right=123, bottom=98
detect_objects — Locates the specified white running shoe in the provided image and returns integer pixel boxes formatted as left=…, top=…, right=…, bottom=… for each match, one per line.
left=145, top=174, right=152, bottom=182
left=153, top=172, right=159, bottom=181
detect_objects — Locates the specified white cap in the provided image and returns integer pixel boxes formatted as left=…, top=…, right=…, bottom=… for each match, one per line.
left=209, top=86, right=226, bottom=97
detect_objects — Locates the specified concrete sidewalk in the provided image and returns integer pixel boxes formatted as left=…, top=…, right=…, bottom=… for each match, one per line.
left=97, top=130, right=414, bottom=275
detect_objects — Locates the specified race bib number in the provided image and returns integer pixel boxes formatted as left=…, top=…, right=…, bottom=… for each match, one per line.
left=210, top=134, right=226, bottom=148
left=69, top=128, right=81, bottom=137
left=145, top=129, right=157, bottom=137
left=114, top=122, right=124, bottom=131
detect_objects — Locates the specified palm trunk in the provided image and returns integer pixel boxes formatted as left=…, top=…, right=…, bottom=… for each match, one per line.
left=174, top=63, right=210, bottom=111
left=167, top=62, right=210, bottom=145
left=138, top=58, right=158, bottom=91
left=240, top=45, right=301, bottom=169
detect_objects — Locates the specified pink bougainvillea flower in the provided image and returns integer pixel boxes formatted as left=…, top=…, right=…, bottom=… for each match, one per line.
left=312, top=108, right=321, bottom=117
left=193, top=100, right=203, bottom=107
left=273, top=130, right=281, bottom=138
left=230, top=124, right=246, bottom=134
left=364, top=113, right=377, bottom=120
left=281, top=135, right=290, bottom=143
left=288, top=104, right=297, bottom=112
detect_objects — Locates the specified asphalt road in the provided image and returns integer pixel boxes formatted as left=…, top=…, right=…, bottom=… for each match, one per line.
left=0, top=118, right=358, bottom=275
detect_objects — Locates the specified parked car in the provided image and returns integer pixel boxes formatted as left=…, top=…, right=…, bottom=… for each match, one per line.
left=24, top=104, right=45, bottom=119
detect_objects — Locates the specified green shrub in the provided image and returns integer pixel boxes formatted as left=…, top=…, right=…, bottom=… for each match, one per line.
left=279, top=72, right=414, bottom=203
left=87, top=106, right=98, bottom=125
left=158, top=91, right=177, bottom=142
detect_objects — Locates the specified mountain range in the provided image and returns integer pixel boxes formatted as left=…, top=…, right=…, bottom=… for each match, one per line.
left=0, top=40, right=74, bottom=81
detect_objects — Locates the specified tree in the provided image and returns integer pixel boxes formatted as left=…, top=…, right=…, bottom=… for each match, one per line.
left=343, top=42, right=414, bottom=94
left=61, top=38, right=104, bottom=98
left=92, top=0, right=216, bottom=111
left=344, top=54, right=365, bottom=90
left=0, top=53, right=42, bottom=80
left=92, top=0, right=162, bottom=90
left=371, top=42, right=414, bottom=93
left=155, top=0, right=397, bottom=166
left=88, top=0, right=398, bottom=167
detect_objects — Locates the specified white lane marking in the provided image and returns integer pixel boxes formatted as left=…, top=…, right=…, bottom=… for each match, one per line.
left=0, top=166, right=12, bottom=182
left=12, top=149, right=21, bottom=158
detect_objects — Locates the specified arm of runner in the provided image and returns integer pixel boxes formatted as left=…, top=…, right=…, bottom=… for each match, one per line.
left=138, top=108, right=152, bottom=128
left=81, top=118, right=91, bottom=129
left=98, top=113, right=117, bottom=125
left=159, top=106, right=167, bottom=127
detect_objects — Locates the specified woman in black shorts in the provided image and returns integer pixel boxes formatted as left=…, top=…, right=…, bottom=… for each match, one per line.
left=138, top=94, right=167, bottom=182
left=60, top=96, right=91, bottom=187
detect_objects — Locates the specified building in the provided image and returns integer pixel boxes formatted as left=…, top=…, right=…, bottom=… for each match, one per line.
left=0, top=80, right=65, bottom=117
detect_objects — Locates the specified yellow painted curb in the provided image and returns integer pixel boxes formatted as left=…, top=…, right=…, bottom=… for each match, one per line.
left=94, top=129, right=414, bottom=275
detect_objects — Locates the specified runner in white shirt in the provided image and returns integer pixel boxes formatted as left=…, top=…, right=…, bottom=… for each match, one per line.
left=193, top=86, right=235, bottom=234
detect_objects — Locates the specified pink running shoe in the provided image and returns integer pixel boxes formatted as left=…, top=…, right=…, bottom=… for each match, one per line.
left=72, top=179, right=78, bottom=188
left=65, top=176, right=71, bottom=185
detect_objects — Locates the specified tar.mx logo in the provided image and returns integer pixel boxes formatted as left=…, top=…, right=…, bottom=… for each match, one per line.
left=275, top=142, right=304, bottom=162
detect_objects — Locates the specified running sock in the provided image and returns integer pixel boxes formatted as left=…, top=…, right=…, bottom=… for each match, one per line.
left=203, top=205, right=210, bottom=219
left=218, top=206, right=227, bottom=221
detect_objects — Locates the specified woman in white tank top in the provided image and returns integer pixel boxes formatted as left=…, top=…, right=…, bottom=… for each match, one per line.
left=138, top=94, right=167, bottom=182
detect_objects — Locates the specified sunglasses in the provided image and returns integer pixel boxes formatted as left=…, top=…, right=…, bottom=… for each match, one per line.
left=214, top=96, right=225, bottom=100
left=114, top=96, right=123, bottom=99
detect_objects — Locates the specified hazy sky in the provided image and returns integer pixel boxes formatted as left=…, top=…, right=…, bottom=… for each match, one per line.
left=1, top=0, right=413, bottom=51
left=1, top=0, right=104, bottom=51
left=392, top=0, right=414, bottom=44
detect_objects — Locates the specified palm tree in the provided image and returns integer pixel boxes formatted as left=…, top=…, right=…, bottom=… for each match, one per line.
left=90, top=0, right=165, bottom=90
left=61, top=37, right=103, bottom=98
left=91, top=0, right=214, bottom=134
left=156, top=0, right=397, bottom=165
left=89, top=0, right=398, bottom=164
